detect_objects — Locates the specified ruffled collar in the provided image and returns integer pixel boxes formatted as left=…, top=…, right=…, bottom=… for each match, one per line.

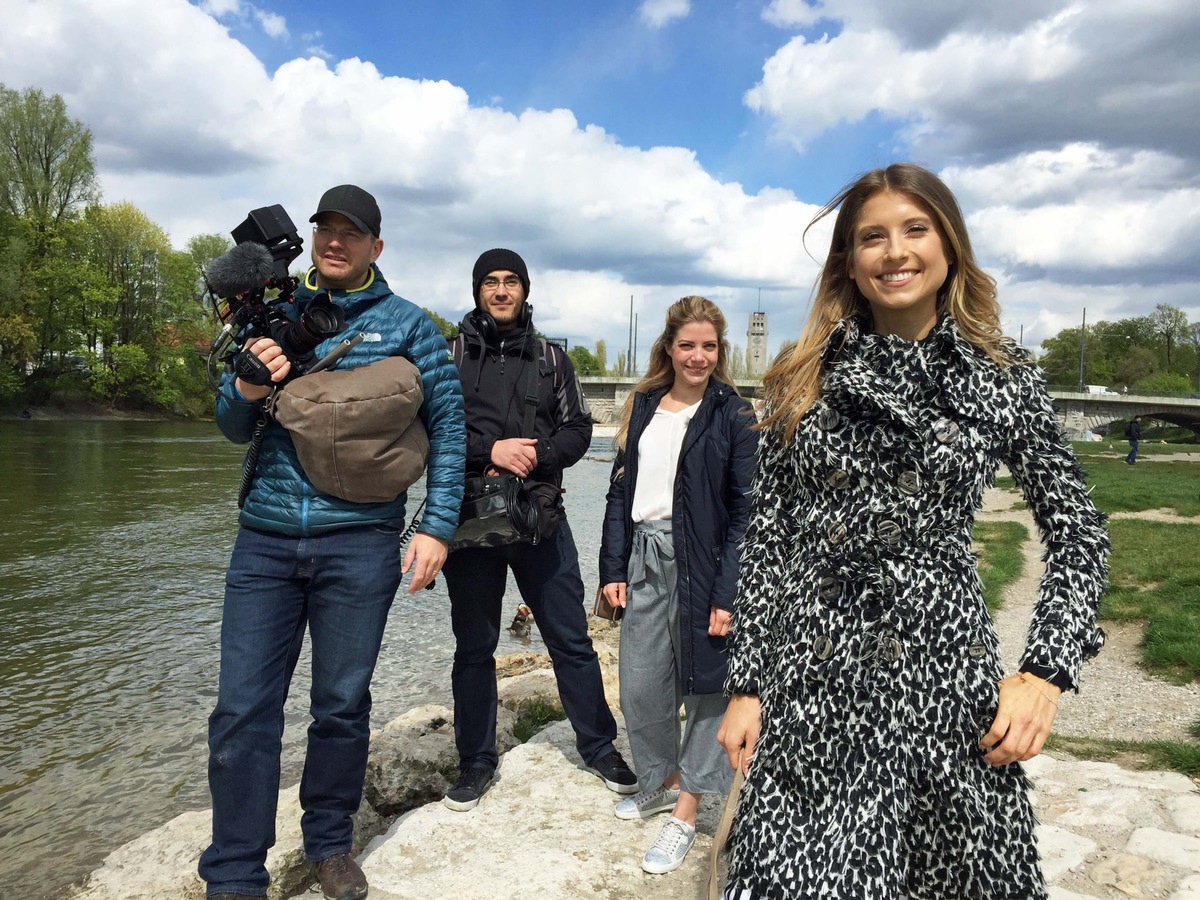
left=820, top=315, right=1020, bottom=432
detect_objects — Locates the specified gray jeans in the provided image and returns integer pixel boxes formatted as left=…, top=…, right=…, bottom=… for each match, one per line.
left=618, top=520, right=732, bottom=795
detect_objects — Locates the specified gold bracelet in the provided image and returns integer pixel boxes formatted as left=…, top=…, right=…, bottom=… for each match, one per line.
left=1018, top=672, right=1059, bottom=706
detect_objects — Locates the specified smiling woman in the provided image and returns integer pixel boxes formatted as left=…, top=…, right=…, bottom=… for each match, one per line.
left=716, top=163, right=1111, bottom=900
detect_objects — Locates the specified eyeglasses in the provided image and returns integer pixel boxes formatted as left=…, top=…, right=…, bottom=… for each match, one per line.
left=480, top=276, right=522, bottom=291
left=313, top=225, right=369, bottom=243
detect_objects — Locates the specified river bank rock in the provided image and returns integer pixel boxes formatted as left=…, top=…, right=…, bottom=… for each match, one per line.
left=59, top=617, right=1200, bottom=900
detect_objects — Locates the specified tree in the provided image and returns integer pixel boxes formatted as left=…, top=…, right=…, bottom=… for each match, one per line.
left=1136, top=372, right=1192, bottom=395
left=1116, top=346, right=1157, bottom=390
left=568, top=344, right=602, bottom=375
left=0, top=85, right=98, bottom=247
left=80, top=202, right=173, bottom=350
left=728, top=342, right=747, bottom=379
left=614, top=351, right=628, bottom=377
left=1147, top=303, right=1189, bottom=369
left=594, top=339, right=607, bottom=375
left=423, top=308, right=458, bottom=340
left=184, top=233, right=231, bottom=310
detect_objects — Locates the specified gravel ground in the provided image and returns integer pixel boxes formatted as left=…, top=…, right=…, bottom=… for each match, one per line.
left=979, top=488, right=1200, bottom=744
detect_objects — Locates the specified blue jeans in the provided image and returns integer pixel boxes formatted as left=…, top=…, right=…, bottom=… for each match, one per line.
left=443, top=520, right=617, bottom=771
left=1126, top=440, right=1139, bottom=463
left=198, top=524, right=401, bottom=896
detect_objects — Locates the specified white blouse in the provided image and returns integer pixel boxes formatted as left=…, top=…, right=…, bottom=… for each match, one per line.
left=630, top=399, right=701, bottom=523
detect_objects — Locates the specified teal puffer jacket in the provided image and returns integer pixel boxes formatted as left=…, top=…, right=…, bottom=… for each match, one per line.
left=215, top=264, right=466, bottom=540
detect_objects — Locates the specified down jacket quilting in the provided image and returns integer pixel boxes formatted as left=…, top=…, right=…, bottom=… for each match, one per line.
left=215, top=264, right=466, bottom=540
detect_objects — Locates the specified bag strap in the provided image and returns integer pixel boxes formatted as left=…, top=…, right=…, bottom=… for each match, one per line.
left=707, top=750, right=745, bottom=900
left=453, top=331, right=542, bottom=440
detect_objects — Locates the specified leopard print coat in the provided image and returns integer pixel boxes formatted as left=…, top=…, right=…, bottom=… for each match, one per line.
left=724, top=315, right=1109, bottom=899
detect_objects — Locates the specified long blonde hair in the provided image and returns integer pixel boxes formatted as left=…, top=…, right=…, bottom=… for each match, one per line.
left=760, top=163, right=1006, bottom=441
left=615, top=295, right=736, bottom=451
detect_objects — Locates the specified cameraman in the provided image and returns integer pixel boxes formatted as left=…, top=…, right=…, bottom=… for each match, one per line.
left=199, top=185, right=465, bottom=900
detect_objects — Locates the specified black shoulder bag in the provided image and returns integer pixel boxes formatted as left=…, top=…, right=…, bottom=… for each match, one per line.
left=449, top=338, right=564, bottom=552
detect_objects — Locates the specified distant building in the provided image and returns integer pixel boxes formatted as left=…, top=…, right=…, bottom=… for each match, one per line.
left=747, top=311, right=768, bottom=376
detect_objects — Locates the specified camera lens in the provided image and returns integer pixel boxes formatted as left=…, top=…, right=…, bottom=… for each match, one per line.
left=299, top=296, right=345, bottom=340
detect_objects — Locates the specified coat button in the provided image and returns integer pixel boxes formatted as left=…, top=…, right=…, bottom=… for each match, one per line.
left=827, top=521, right=848, bottom=545
left=876, top=519, right=903, bottom=547
left=813, top=635, right=834, bottom=660
left=933, top=417, right=961, bottom=444
left=818, top=576, right=841, bottom=601
left=817, top=406, right=842, bottom=431
left=897, top=471, right=921, bottom=496
left=826, top=469, right=850, bottom=490
left=968, top=643, right=986, bottom=659
left=883, top=637, right=904, bottom=663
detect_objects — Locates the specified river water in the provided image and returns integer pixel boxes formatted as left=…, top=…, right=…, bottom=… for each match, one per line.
left=0, top=420, right=616, bottom=898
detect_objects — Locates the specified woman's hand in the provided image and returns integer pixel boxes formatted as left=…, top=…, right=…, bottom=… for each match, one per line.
left=601, top=582, right=627, bottom=608
left=717, top=693, right=761, bottom=776
left=980, top=672, right=1061, bottom=766
left=709, top=606, right=732, bottom=636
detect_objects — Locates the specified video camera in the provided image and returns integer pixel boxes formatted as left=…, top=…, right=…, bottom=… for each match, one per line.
left=205, top=205, right=347, bottom=386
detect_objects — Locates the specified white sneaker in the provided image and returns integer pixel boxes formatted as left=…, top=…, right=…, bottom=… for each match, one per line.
left=641, top=816, right=696, bottom=874
left=614, top=784, right=680, bottom=820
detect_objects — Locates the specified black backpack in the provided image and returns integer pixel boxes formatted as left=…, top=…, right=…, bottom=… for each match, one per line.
left=1124, top=421, right=1134, bottom=438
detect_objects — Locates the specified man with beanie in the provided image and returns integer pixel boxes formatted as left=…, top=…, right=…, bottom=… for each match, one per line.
left=441, top=248, right=637, bottom=811
left=199, top=185, right=465, bottom=900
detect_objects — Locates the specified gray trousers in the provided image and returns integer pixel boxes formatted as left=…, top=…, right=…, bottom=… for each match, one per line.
left=619, top=521, right=733, bottom=796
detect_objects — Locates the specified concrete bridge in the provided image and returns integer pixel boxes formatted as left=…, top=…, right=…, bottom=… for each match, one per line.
left=579, top=376, right=1200, bottom=439
left=1045, top=390, right=1200, bottom=440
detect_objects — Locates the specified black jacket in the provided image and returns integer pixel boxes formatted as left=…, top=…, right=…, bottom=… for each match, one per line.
left=452, top=313, right=592, bottom=486
left=599, top=380, right=759, bottom=694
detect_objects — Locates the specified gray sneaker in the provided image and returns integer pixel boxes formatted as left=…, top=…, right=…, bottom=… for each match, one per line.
left=614, top=784, right=680, bottom=820
left=641, top=816, right=696, bottom=874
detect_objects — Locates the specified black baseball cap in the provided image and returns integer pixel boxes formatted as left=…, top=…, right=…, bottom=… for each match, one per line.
left=309, top=184, right=382, bottom=237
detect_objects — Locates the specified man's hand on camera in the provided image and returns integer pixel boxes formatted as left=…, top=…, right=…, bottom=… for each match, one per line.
left=234, top=337, right=291, bottom=401
left=402, top=533, right=448, bottom=594
left=490, top=437, right=538, bottom=478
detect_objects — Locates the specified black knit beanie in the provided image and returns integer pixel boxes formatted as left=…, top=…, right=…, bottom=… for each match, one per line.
left=472, top=248, right=530, bottom=303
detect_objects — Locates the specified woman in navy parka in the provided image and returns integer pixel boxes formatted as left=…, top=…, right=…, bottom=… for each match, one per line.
left=599, top=296, right=758, bottom=875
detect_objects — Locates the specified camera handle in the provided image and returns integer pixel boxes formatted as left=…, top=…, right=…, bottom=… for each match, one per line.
left=306, top=332, right=366, bottom=374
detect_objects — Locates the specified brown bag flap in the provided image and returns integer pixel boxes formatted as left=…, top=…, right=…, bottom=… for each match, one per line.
left=272, top=355, right=430, bottom=504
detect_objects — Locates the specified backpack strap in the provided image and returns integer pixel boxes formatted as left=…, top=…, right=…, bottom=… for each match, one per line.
left=521, top=338, right=543, bottom=438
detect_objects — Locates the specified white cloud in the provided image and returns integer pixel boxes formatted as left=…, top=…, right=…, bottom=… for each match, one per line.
left=0, top=0, right=819, bottom=354
left=749, top=1, right=1200, bottom=165
left=744, top=0, right=1200, bottom=347
left=639, top=0, right=690, bottom=29
left=1, top=0, right=1196, bottom=356
left=254, top=9, right=287, bottom=39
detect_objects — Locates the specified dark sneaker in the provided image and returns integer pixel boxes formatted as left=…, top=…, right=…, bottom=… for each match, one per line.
left=314, top=852, right=368, bottom=900
left=443, top=764, right=496, bottom=811
left=589, top=750, right=639, bottom=794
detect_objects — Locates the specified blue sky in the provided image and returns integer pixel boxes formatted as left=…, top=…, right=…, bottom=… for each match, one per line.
left=2, top=0, right=1198, bottom=362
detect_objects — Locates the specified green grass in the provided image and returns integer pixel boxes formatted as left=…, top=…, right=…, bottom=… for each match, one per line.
left=988, top=445, right=1200, bottom=772
left=1045, top=734, right=1200, bottom=778
left=1101, top=518, right=1200, bottom=683
left=972, top=520, right=1028, bottom=614
left=995, top=445, right=1200, bottom=517
left=512, top=696, right=567, bottom=743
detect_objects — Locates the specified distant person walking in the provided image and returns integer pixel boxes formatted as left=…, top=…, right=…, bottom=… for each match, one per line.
left=1125, top=415, right=1142, bottom=464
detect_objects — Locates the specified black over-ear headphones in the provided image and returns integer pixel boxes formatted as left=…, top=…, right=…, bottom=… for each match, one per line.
left=469, top=302, right=533, bottom=345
